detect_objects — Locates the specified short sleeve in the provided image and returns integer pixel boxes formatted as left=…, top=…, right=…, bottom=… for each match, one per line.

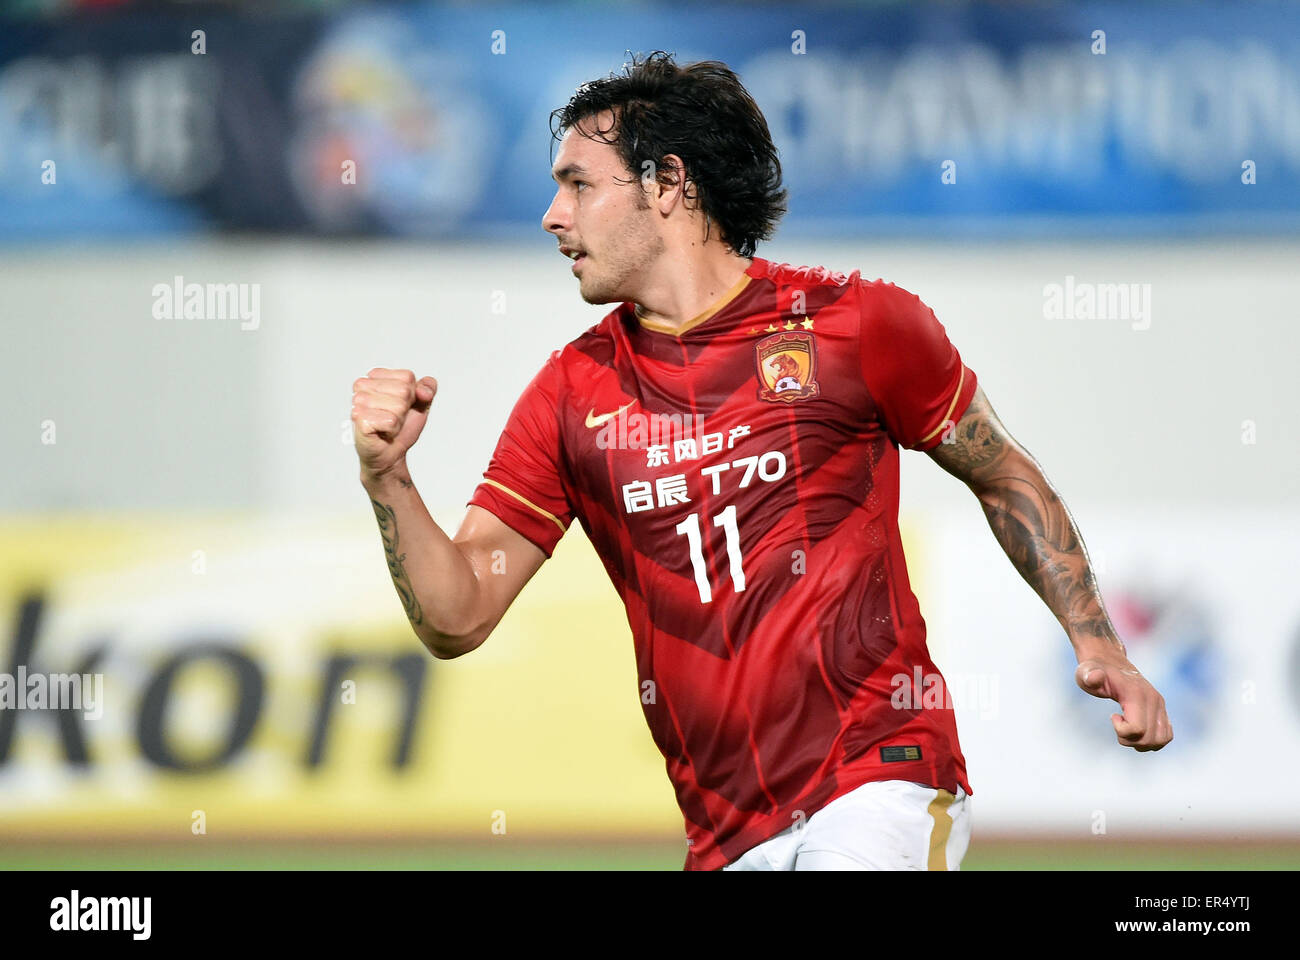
left=857, top=280, right=978, bottom=452
left=466, top=355, right=574, bottom=557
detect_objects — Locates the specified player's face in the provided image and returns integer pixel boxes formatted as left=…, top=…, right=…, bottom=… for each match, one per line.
left=542, top=112, right=664, bottom=305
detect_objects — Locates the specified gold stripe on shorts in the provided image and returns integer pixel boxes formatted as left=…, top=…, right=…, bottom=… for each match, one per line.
left=926, top=788, right=957, bottom=870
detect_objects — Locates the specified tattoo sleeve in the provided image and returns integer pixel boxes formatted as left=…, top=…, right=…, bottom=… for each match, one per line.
left=926, top=388, right=1125, bottom=657
left=371, top=498, right=424, bottom=628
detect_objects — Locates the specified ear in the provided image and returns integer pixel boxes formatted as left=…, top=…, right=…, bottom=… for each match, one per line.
left=654, top=154, right=690, bottom=210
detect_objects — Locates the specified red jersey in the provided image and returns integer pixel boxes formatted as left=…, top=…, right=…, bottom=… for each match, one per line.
left=467, top=256, right=978, bottom=870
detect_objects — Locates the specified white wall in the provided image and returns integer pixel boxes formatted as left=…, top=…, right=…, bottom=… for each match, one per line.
left=5, top=238, right=1294, bottom=522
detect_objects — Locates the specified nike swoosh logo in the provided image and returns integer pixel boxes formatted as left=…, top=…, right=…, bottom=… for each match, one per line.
left=585, top=400, right=636, bottom=428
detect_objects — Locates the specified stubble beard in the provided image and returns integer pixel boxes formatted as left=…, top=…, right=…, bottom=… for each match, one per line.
left=578, top=204, right=665, bottom=305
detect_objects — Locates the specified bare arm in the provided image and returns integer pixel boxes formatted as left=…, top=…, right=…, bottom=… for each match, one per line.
left=354, top=368, right=546, bottom=659
left=363, top=469, right=546, bottom=659
left=926, top=386, right=1172, bottom=752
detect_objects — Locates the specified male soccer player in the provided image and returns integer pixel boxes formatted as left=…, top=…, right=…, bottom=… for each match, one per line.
left=351, top=52, right=1172, bottom=871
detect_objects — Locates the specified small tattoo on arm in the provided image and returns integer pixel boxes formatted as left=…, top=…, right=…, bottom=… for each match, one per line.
left=942, top=394, right=1008, bottom=480
left=371, top=498, right=423, bottom=627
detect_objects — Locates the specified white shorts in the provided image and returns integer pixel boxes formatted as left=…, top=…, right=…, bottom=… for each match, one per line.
left=721, top=779, right=971, bottom=871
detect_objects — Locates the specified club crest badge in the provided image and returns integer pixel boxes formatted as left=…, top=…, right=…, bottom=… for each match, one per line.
left=755, top=331, right=819, bottom=403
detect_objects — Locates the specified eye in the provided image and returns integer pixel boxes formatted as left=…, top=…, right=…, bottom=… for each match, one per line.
left=574, top=180, right=589, bottom=191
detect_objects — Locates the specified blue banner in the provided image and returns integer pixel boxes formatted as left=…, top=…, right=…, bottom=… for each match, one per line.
left=2, top=1, right=1298, bottom=241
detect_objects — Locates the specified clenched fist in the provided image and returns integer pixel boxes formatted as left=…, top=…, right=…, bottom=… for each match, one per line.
left=352, top=368, right=437, bottom=482
left=1075, top=654, right=1173, bottom=752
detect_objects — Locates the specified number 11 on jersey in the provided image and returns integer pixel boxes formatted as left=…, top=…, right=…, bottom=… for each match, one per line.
left=675, top=504, right=747, bottom=603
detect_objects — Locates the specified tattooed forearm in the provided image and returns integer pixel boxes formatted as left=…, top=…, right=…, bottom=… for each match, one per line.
left=928, top=387, right=1125, bottom=656
left=977, top=476, right=1123, bottom=654
left=371, top=498, right=424, bottom=627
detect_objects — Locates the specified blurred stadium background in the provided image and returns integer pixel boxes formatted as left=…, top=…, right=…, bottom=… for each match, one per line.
left=2, top=0, right=1298, bottom=870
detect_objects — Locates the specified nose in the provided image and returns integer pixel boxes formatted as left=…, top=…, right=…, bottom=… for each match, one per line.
left=541, top=188, right=570, bottom=236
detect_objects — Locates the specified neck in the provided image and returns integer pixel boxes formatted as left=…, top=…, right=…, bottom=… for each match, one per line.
left=633, top=247, right=754, bottom=334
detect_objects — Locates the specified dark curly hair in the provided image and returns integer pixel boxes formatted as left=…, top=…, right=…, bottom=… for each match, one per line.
left=549, top=51, right=788, bottom=258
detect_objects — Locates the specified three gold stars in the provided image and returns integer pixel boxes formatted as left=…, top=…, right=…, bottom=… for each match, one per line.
left=748, top=318, right=813, bottom=334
